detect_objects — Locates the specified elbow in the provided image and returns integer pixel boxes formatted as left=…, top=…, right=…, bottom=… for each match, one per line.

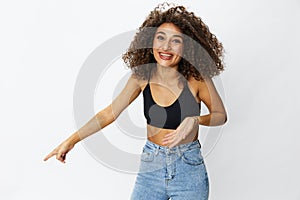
left=221, top=112, right=227, bottom=125
left=213, top=111, right=227, bottom=126
left=207, top=111, right=227, bottom=126
left=223, top=114, right=227, bottom=124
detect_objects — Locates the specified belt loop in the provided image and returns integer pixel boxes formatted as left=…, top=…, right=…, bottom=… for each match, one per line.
left=176, top=146, right=181, bottom=157
left=166, top=147, right=170, bottom=154
left=155, top=147, right=159, bottom=156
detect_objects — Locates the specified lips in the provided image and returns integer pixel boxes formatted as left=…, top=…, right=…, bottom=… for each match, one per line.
left=159, top=52, right=173, bottom=60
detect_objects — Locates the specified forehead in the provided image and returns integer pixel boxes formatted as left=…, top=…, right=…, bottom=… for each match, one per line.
left=156, top=23, right=182, bottom=35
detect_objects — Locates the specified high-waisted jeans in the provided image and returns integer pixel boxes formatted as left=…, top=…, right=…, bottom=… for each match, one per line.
left=131, top=139, right=209, bottom=200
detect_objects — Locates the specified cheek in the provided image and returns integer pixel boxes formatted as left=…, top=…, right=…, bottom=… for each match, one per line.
left=152, top=50, right=161, bottom=62
left=152, top=39, right=160, bottom=49
left=173, top=45, right=183, bottom=56
left=174, top=46, right=183, bottom=57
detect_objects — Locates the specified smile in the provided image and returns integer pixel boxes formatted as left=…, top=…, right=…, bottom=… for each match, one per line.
left=159, top=52, right=173, bottom=60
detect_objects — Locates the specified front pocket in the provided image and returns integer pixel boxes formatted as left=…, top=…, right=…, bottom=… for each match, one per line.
left=182, top=148, right=204, bottom=165
left=141, top=151, right=154, bottom=162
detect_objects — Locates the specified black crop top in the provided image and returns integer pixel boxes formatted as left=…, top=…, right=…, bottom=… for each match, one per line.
left=143, top=70, right=201, bottom=129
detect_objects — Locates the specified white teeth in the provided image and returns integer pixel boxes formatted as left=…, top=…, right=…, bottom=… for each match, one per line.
left=160, top=53, right=172, bottom=57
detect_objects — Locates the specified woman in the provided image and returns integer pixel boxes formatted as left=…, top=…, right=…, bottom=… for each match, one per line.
left=44, top=4, right=227, bottom=200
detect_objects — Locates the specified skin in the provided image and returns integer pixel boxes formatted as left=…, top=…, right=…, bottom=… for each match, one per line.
left=43, top=23, right=227, bottom=163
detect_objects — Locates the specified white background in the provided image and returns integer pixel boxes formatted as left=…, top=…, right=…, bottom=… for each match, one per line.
left=1, top=0, right=300, bottom=199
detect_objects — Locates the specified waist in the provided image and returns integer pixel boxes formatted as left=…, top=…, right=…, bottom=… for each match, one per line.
left=144, top=139, right=201, bottom=154
left=146, top=124, right=199, bottom=146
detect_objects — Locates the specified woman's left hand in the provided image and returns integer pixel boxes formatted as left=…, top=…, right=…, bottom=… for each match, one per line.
left=162, top=116, right=199, bottom=148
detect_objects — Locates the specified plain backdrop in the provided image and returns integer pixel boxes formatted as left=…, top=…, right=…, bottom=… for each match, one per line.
left=1, top=0, right=300, bottom=199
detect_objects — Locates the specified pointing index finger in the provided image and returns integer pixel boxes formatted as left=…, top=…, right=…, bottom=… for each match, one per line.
left=43, top=151, right=56, bottom=161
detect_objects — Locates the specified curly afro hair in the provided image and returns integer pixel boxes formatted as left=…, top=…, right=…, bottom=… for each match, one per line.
left=122, top=3, right=225, bottom=82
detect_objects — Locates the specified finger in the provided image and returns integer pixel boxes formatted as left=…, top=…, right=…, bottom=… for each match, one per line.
left=56, top=152, right=66, bottom=163
left=164, top=130, right=179, bottom=139
left=43, top=151, right=56, bottom=161
left=167, top=130, right=186, bottom=148
left=58, top=156, right=66, bottom=164
left=168, top=137, right=182, bottom=148
left=163, top=133, right=175, bottom=141
left=162, top=134, right=176, bottom=145
left=163, top=134, right=178, bottom=146
left=164, top=130, right=177, bottom=138
left=162, top=137, right=171, bottom=145
left=163, top=128, right=185, bottom=145
left=61, top=154, right=66, bottom=163
left=162, top=139, right=170, bottom=145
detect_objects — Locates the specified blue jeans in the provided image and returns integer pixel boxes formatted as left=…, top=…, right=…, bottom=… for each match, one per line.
left=131, top=140, right=209, bottom=200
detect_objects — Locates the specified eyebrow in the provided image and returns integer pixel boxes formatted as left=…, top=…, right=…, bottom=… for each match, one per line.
left=156, top=31, right=183, bottom=38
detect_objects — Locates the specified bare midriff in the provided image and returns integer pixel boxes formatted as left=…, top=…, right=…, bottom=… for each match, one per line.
left=146, top=124, right=199, bottom=146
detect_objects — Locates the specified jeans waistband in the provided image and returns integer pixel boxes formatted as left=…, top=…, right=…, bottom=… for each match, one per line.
left=144, top=139, right=201, bottom=155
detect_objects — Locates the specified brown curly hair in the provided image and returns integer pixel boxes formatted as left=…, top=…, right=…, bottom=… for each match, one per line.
left=122, top=3, right=225, bottom=82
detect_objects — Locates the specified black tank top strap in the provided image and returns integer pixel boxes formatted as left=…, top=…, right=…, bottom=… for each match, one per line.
left=180, top=77, right=188, bottom=88
left=147, top=68, right=152, bottom=83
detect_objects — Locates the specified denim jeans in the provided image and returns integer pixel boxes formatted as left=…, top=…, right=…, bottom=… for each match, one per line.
left=131, top=139, right=209, bottom=200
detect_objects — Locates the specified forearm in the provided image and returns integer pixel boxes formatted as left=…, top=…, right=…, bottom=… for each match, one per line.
left=195, top=112, right=227, bottom=126
left=66, top=105, right=115, bottom=146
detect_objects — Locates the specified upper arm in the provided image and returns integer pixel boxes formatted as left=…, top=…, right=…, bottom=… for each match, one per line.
left=109, top=74, right=142, bottom=120
left=197, top=77, right=227, bottom=116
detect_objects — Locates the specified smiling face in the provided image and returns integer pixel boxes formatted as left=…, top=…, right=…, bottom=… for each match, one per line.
left=152, top=23, right=183, bottom=69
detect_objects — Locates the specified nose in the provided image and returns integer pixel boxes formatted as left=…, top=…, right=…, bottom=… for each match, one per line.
left=161, top=40, right=171, bottom=51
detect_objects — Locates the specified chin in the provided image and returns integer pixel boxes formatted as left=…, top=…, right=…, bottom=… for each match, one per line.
left=157, top=63, right=177, bottom=68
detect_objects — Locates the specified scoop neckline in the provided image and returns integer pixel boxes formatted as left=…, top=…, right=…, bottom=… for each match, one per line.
left=147, top=82, right=185, bottom=108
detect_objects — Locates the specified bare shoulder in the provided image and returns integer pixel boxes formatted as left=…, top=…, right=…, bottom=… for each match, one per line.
left=187, top=76, right=204, bottom=92
left=188, top=76, right=214, bottom=90
left=187, top=76, right=217, bottom=101
left=130, top=74, right=148, bottom=91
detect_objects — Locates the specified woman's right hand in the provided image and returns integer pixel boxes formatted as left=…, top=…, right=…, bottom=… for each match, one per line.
left=43, top=140, right=75, bottom=164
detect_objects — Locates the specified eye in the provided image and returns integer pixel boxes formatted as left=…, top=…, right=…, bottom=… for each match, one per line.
left=156, top=35, right=164, bottom=41
left=172, top=39, right=182, bottom=44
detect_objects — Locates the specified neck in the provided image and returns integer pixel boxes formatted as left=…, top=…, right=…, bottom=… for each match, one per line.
left=154, top=65, right=180, bottom=84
